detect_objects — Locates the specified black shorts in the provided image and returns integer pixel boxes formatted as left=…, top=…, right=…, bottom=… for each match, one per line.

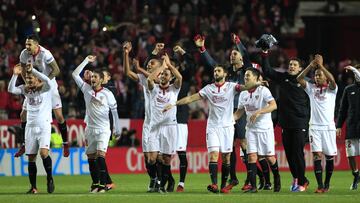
left=234, top=114, right=246, bottom=140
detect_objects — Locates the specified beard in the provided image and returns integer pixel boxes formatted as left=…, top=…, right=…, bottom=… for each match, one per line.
left=215, top=76, right=223, bottom=82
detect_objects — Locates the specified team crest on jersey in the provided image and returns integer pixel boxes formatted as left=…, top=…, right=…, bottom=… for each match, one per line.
left=255, top=95, right=259, bottom=100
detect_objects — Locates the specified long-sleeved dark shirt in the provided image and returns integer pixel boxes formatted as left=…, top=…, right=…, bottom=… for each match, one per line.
left=261, top=55, right=310, bottom=129
left=336, top=83, right=360, bottom=139
left=176, top=53, right=195, bottom=124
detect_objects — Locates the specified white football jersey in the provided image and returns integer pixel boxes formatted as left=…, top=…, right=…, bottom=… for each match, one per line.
left=149, top=84, right=180, bottom=127
left=199, top=82, right=240, bottom=128
left=8, top=70, right=53, bottom=126
left=19, top=45, right=55, bottom=77
left=238, top=86, right=275, bottom=131
left=138, top=74, right=151, bottom=125
left=304, top=81, right=337, bottom=130
left=74, top=77, right=117, bottom=130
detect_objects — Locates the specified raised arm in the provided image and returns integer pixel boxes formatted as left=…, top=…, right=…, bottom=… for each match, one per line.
left=29, top=65, right=52, bottom=92
left=194, top=34, right=217, bottom=68
left=297, top=59, right=316, bottom=88
left=133, top=59, right=150, bottom=77
left=164, top=53, right=182, bottom=89
left=123, top=42, right=139, bottom=82
left=147, top=60, right=166, bottom=90
left=8, top=64, right=23, bottom=95
left=232, top=33, right=252, bottom=68
left=261, top=51, right=284, bottom=81
left=144, top=43, right=164, bottom=67
left=48, top=60, right=60, bottom=80
left=315, top=54, right=336, bottom=90
left=173, top=45, right=196, bottom=80
left=345, top=65, right=360, bottom=82
left=72, top=55, right=96, bottom=88
left=163, top=93, right=202, bottom=112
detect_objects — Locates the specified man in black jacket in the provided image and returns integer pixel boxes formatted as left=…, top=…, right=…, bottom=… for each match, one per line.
left=261, top=51, right=310, bottom=192
left=336, top=64, right=360, bottom=190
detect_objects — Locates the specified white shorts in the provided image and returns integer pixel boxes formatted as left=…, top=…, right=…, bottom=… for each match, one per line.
left=51, top=87, right=62, bottom=109
left=147, top=125, right=161, bottom=152
left=25, top=124, right=51, bottom=155
left=309, top=129, right=337, bottom=156
left=176, top=124, right=188, bottom=151
left=85, top=127, right=111, bottom=154
left=22, top=84, right=62, bottom=110
left=152, top=125, right=177, bottom=155
left=206, top=126, right=234, bottom=153
left=345, top=138, right=360, bottom=157
left=246, top=129, right=275, bottom=156
left=142, top=123, right=151, bottom=152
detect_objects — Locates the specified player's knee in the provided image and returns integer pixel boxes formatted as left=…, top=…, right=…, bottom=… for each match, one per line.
left=39, top=149, right=49, bottom=159
left=248, top=153, right=257, bottom=163
left=96, top=150, right=106, bottom=158
left=222, top=153, right=231, bottom=164
left=162, top=154, right=171, bottom=165
left=28, top=154, right=37, bottom=162
left=313, top=153, right=322, bottom=160
left=208, top=151, right=219, bottom=162
left=87, top=153, right=97, bottom=159
left=325, top=155, right=334, bottom=161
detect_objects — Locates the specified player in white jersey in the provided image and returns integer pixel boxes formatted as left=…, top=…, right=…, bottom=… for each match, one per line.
left=234, top=68, right=280, bottom=193
left=147, top=53, right=182, bottom=193
left=72, top=55, right=121, bottom=193
left=164, top=65, right=261, bottom=193
left=297, top=55, right=337, bottom=193
left=123, top=41, right=164, bottom=191
left=17, top=35, right=69, bottom=158
left=8, top=64, right=55, bottom=194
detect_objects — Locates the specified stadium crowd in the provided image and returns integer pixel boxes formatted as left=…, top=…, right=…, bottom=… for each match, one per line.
left=0, top=0, right=358, bottom=120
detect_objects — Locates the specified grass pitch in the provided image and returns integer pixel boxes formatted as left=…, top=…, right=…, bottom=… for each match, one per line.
left=0, top=171, right=359, bottom=203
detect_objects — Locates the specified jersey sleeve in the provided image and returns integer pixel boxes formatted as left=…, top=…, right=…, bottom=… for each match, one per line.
left=44, top=50, right=55, bottom=64
left=263, top=87, right=275, bottom=103
left=237, top=92, right=245, bottom=109
left=137, top=74, right=147, bottom=87
left=303, top=81, right=313, bottom=95
left=198, top=85, right=209, bottom=100
left=19, top=49, right=27, bottom=64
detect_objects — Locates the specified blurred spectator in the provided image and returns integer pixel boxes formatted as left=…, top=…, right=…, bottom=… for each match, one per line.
left=117, top=127, right=139, bottom=147
left=0, top=0, right=356, bottom=120
left=0, top=80, right=10, bottom=119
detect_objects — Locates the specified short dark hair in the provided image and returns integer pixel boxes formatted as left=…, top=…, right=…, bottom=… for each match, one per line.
left=92, top=69, right=104, bottom=79
left=289, top=57, right=303, bottom=67
left=26, top=34, right=40, bottom=43
left=213, top=64, right=228, bottom=73
left=245, top=67, right=261, bottom=80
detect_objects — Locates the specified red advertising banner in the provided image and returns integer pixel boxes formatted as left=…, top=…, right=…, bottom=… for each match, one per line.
left=105, top=145, right=351, bottom=174
left=0, top=119, right=347, bottom=149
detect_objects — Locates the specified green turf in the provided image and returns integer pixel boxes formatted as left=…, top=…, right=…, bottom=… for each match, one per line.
left=0, top=171, right=359, bottom=203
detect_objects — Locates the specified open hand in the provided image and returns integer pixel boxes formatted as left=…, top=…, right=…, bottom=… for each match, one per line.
left=87, top=55, right=97, bottom=63
left=13, top=64, right=22, bottom=75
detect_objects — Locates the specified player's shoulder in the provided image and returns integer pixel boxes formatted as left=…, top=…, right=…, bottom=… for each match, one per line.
left=20, top=49, right=29, bottom=57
